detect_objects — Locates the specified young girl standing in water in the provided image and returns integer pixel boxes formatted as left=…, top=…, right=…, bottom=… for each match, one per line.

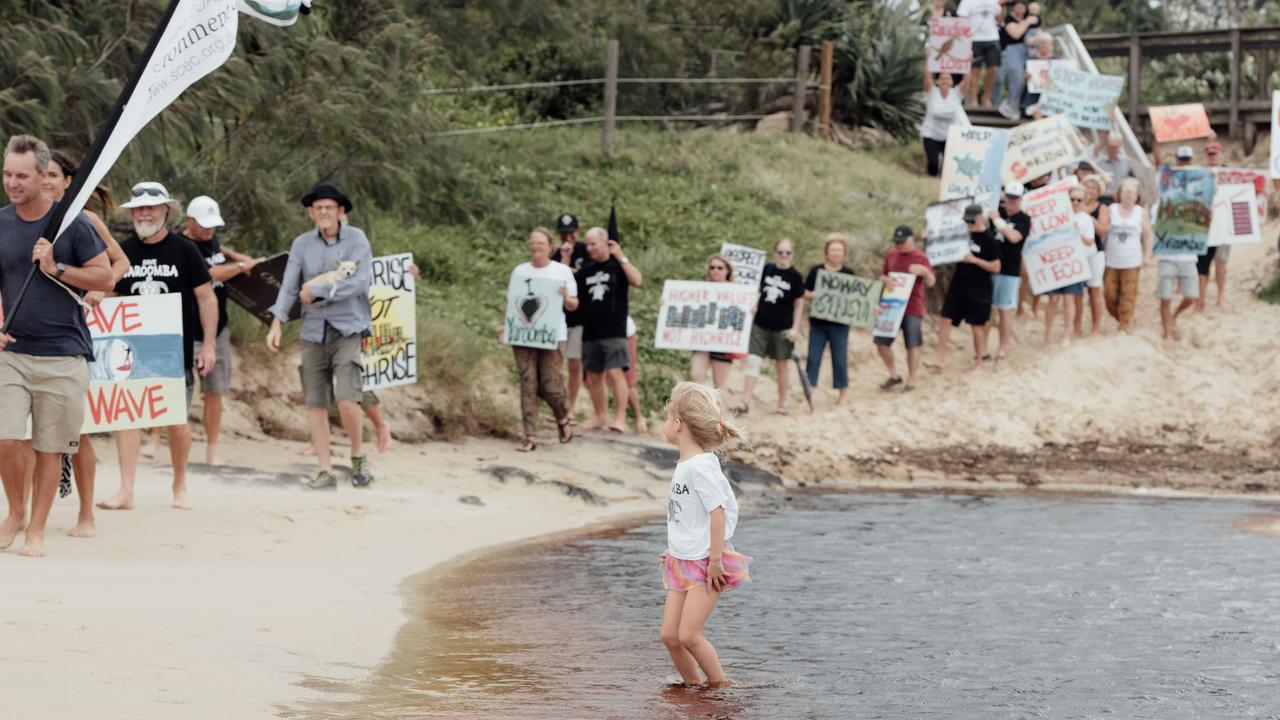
left=659, top=382, right=752, bottom=687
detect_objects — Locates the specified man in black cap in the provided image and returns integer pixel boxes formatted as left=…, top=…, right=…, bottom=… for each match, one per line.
left=266, top=183, right=374, bottom=489
left=927, top=204, right=1002, bottom=371
left=555, top=212, right=589, bottom=418
left=875, top=225, right=934, bottom=391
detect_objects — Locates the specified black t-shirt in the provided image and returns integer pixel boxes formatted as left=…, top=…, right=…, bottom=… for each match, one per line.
left=115, top=231, right=213, bottom=370
left=953, top=226, right=1001, bottom=294
left=576, top=256, right=628, bottom=341
left=997, top=207, right=1031, bottom=277
left=805, top=264, right=854, bottom=328
left=559, top=242, right=589, bottom=327
left=999, top=14, right=1037, bottom=48
left=186, top=233, right=229, bottom=336
left=755, top=264, right=805, bottom=331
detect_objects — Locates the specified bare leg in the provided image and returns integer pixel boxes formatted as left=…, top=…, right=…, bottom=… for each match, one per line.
left=927, top=321, right=952, bottom=370
left=905, top=346, right=923, bottom=387
left=710, top=361, right=730, bottom=391
left=69, top=435, right=96, bottom=537
left=996, top=309, right=1012, bottom=358
left=140, top=426, right=160, bottom=459
left=307, top=407, right=334, bottom=472
left=1088, top=287, right=1104, bottom=336
left=774, top=359, right=790, bottom=410
left=168, top=423, right=193, bottom=509
left=877, top=344, right=899, bottom=380
left=741, top=371, right=759, bottom=410
left=690, top=352, right=709, bottom=384
left=1159, top=299, right=1174, bottom=340
left=1214, top=259, right=1227, bottom=306
left=981, top=67, right=997, bottom=106
left=203, top=393, right=223, bottom=464
left=608, top=369, right=629, bottom=431
left=660, top=590, right=702, bottom=684
left=337, top=399, right=364, bottom=458
left=1062, top=295, right=1077, bottom=348
left=971, top=324, right=988, bottom=369
left=19, top=452, right=62, bottom=557
left=627, top=390, right=648, bottom=434
left=363, top=404, right=392, bottom=452
left=1195, top=275, right=1208, bottom=313
left=0, top=439, right=29, bottom=550
left=98, top=430, right=139, bottom=510
left=678, top=585, right=727, bottom=685
left=1043, top=296, right=1059, bottom=345
left=1071, top=295, right=1084, bottom=336
left=585, top=373, right=608, bottom=429
left=566, top=358, right=584, bottom=421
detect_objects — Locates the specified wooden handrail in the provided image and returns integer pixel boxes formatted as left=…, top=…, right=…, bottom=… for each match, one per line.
left=1082, top=25, right=1280, bottom=57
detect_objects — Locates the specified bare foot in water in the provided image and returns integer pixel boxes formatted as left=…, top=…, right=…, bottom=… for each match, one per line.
left=0, top=514, right=25, bottom=550
left=97, top=493, right=134, bottom=511
left=18, top=532, right=46, bottom=557
left=376, top=422, right=392, bottom=453
left=68, top=519, right=96, bottom=538
left=705, top=678, right=737, bottom=689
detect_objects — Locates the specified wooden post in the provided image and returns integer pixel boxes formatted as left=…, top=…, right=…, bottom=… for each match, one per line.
left=603, top=39, right=619, bottom=157
left=1229, top=28, right=1241, bottom=138
left=791, top=45, right=811, bottom=134
left=818, top=41, right=834, bottom=140
left=1127, top=34, right=1141, bottom=138
left=1260, top=49, right=1271, bottom=98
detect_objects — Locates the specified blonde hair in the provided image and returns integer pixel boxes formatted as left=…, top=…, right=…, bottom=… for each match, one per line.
left=1117, top=177, right=1143, bottom=205
left=666, top=382, right=749, bottom=453
left=529, top=226, right=555, bottom=245
left=706, top=253, right=735, bottom=282
left=1081, top=175, right=1105, bottom=194
left=823, top=232, right=848, bottom=256
left=773, top=237, right=793, bottom=252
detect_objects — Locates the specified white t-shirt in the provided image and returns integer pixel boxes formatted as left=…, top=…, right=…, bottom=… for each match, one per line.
left=626, top=315, right=636, bottom=338
left=1105, top=205, right=1145, bottom=269
left=957, top=0, right=1002, bottom=42
left=1073, top=211, right=1097, bottom=255
left=666, top=452, right=739, bottom=561
left=507, top=261, right=577, bottom=342
left=920, top=86, right=964, bottom=142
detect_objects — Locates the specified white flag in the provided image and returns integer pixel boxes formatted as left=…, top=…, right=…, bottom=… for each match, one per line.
left=238, top=0, right=310, bottom=27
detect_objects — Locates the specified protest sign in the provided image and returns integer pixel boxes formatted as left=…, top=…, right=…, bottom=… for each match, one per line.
left=1208, top=184, right=1260, bottom=247
left=655, top=281, right=756, bottom=354
left=1003, top=115, right=1089, bottom=184
left=872, top=272, right=917, bottom=339
left=1040, top=66, right=1125, bottom=130
left=1149, top=104, right=1211, bottom=143
left=1154, top=166, right=1215, bottom=255
left=224, top=252, right=298, bottom=324
left=924, top=196, right=973, bottom=266
left=1025, top=59, right=1071, bottom=94
left=809, top=270, right=883, bottom=328
left=1272, top=91, right=1280, bottom=178
left=82, top=295, right=187, bottom=433
left=719, top=242, right=768, bottom=287
left=362, top=254, right=417, bottom=391
left=928, top=18, right=972, bottom=75
left=940, top=125, right=1009, bottom=211
left=1021, top=177, right=1077, bottom=238
left=503, top=276, right=566, bottom=351
left=1212, top=167, right=1269, bottom=219
left=1022, top=225, right=1092, bottom=295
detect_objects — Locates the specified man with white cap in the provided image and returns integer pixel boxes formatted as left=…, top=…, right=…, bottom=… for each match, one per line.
left=183, top=195, right=263, bottom=465
left=991, top=182, right=1030, bottom=360
left=97, top=182, right=217, bottom=512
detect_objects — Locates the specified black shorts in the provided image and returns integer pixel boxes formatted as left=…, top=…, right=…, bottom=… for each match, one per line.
left=582, top=337, right=629, bottom=375
left=972, top=40, right=1001, bottom=69
left=941, top=284, right=992, bottom=327
left=1196, top=246, right=1217, bottom=276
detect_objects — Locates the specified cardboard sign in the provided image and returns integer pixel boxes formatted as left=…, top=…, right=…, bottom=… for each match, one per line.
left=928, top=17, right=972, bottom=75
left=872, top=272, right=917, bottom=339
left=1022, top=225, right=1092, bottom=295
left=82, top=295, right=188, bottom=433
left=809, top=270, right=883, bottom=328
left=361, top=254, right=416, bottom=391
left=940, top=125, right=1009, bottom=211
left=1149, top=103, right=1211, bottom=143
left=655, top=280, right=755, bottom=354
left=1003, top=115, right=1089, bottom=184
left=1040, top=66, right=1125, bottom=130
left=224, top=252, right=298, bottom=324
left=503, top=275, right=566, bottom=351
left=719, top=242, right=768, bottom=287
left=1021, top=177, right=1078, bottom=238
left=924, top=196, right=974, bottom=266
left=1212, top=167, right=1269, bottom=219
left=1272, top=91, right=1280, bottom=179
left=1208, top=184, right=1260, bottom=247
left=1025, top=59, right=1071, bottom=94
left=1154, top=166, right=1215, bottom=255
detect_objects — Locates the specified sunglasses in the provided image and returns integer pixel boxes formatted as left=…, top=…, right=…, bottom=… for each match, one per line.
left=131, top=186, right=165, bottom=198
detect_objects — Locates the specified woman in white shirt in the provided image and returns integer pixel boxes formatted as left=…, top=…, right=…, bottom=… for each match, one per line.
left=1070, top=187, right=1104, bottom=337
left=920, top=68, right=964, bottom=177
left=1102, top=178, right=1153, bottom=332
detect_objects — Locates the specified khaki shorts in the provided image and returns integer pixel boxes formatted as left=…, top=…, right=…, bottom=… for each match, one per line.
left=193, top=326, right=233, bottom=395
left=564, top=325, right=584, bottom=361
left=300, top=326, right=364, bottom=408
left=1156, top=259, right=1198, bottom=300
left=0, top=352, right=89, bottom=453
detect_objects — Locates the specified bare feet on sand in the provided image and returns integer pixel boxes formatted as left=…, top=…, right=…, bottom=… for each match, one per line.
left=97, top=493, right=135, bottom=511
left=141, top=438, right=159, bottom=460
left=584, top=417, right=608, bottom=431
left=68, top=519, right=96, bottom=538
left=636, top=416, right=649, bottom=434
left=205, top=445, right=219, bottom=466
left=172, top=490, right=193, bottom=510
left=18, top=533, right=46, bottom=557
left=376, top=422, right=392, bottom=453
left=1, top=514, right=26, bottom=550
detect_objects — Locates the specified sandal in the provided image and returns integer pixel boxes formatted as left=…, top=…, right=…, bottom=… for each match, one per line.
left=517, top=437, right=536, bottom=452
left=557, top=417, right=574, bottom=444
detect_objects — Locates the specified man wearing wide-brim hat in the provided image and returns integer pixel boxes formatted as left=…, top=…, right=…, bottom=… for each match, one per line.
left=97, top=181, right=219, bottom=512
left=266, top=183, right=374, bottom=489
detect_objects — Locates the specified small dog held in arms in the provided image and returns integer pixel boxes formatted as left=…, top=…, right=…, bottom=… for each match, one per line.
left=302, top=259, right=358, bottom=298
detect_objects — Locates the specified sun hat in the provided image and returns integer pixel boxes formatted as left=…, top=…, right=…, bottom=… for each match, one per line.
left=300, top=183, right=352, bottom=213
left=186, top=195, right=225, bottom=229
left=119, top=181, right=181, bottom=217
left=1176, top=145, right=1194, bottom=160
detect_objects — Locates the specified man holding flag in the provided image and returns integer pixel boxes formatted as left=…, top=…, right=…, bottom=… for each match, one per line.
left=0, top=135, right=114, bottom=557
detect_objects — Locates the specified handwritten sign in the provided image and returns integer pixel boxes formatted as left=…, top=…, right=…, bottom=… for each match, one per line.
left=1149, top=103, right=1211, bottom=143
left=809, top=270, right=882, bottom=328
left=940, top=125, right=1009, bottom=211
left=1003, top=115, right=1089, bottom=184
left=1154, top=166, right=1215, bottom=255
left=872, top=272, right=917, bottom=339
left=224, top=252, right=298, bottom=324
left=1272, top=91, right=1280, bottom=179
left=1021, top=177, right=1078, bottom=238
left=655, top=280, right=756, bottom=354
left=924, top=196, right=973, bottom=266
left=1040, top=66, right=1125, bottom=130
left=1025, top=59, right=1071, bottom=94
left=82, top=295, right=187, bottom=433
left=1212, top=167, right=1268, bottom=219
left=504, top=276, right=566, bottom=351
left=928, top=18, right=972, bottom=74
left=1022, top=225, right=1092, bottom=295
left=362, top=253, right=417, bottom=391
left=719, top=242, right=768, bottom=287
left=1208, top=184, right=1260, bottom=247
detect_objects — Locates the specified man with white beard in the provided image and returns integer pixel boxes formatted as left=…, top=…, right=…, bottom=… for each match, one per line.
left=96, top=182, right=217, bottom=512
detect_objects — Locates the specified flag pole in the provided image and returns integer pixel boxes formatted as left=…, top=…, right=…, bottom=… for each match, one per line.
left=2, top=0, right=183, bottom=336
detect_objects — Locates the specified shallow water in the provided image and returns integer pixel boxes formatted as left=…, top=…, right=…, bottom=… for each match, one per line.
left=302, top=492, right=1280, bottom=719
